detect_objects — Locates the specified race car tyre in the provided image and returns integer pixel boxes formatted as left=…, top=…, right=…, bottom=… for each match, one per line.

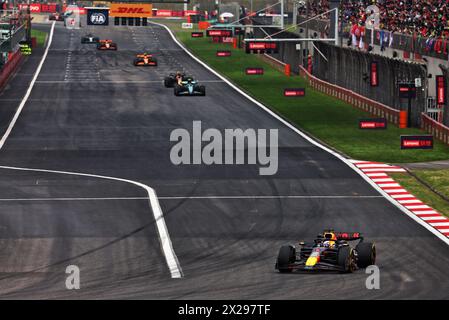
left=152, top=58, right=158, bottom=66
left=164, top=78, right=172, bottom=87
left=199, top=85, right=206, bottom=96
left=133, top=59, right=140, bottom=66
left=174, top=85, right=181, bottom=96
left=277, top=245, right=295, bottom=273
left=338, top=246, right=355, bottom=273
left=355, top=242, right=376, bottom=268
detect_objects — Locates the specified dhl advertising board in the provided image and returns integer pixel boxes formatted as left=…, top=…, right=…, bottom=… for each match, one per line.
left=109, top=3, right=153, bottom=18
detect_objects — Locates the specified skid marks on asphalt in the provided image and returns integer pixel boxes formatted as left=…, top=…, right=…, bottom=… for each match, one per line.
left=129, top=26, right=189, bottom=80
left=64, top=31, right=100, bottom=82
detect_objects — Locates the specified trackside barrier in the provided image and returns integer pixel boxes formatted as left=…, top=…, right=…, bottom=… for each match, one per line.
left=260, top=54, right=286, bottom=75
left=0, top=50, right=24, bottom=91
left=399, top=111, right=408, bottom=128
left=298, top=65, right=400, bottom=126
left=421, top=113, right=449, bottom=145
left=284, top=64, right=291, bottom=77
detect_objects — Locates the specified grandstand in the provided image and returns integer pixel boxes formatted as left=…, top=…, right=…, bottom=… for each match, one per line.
left=299, top=0, right=449, bottom=38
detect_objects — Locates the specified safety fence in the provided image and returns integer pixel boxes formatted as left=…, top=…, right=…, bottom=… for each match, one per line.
left=421, top=113, right=449, bottom=145
left=254, top=42, right=401, bottom=125
left=259, top=54, right=286, bottom=73
left=298, top=65, right=400, bottom=125
left=0, top=50, right=23, bottom=90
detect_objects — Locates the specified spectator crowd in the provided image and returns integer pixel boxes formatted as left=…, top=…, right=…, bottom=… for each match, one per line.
left=299, top=0, right=449, bottom=39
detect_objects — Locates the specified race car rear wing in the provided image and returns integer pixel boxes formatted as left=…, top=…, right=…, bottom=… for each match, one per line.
left=334, top=232, right=363, bottom=241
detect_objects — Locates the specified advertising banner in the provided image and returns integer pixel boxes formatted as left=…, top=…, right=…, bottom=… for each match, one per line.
left=110, top=4, right=153, bottom=18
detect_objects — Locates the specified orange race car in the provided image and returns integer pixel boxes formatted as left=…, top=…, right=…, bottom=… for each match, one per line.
left=133, top=53, right=158, bottom=66
left=97, top=40, right=117, bottom=51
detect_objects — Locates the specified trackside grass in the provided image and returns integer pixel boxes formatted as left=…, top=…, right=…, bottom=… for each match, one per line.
left=158, top=20, right=449, bottom=164
left=391, top=169, right=449, bottom=217
left=31, top=29, right=48, bottom=47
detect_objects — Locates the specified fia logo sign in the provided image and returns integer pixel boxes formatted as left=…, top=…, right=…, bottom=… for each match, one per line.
left=90, top=12, right=106, bottom=25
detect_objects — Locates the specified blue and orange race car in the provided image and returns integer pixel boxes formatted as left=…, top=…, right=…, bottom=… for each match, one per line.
left=275, top=230, right=376, bottom=273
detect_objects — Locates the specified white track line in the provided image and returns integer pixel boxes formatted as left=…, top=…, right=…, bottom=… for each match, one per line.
left=0, top=22, right=55, bottom=149
left=0, top=24, right=183, bottom=278
left=0, top=195, right=383, bottom=201
left=35, top=80, right=224, bottom=84
left=151, top=21, right=449, bottom=247
left=0, top=165, right=183, bottom=278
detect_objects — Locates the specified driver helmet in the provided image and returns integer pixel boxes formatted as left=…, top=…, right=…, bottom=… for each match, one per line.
left=323, top=232, right=337, bottom=248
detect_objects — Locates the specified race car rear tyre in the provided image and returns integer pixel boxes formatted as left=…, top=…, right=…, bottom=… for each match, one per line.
left=338, top=246, right=355, bottom=273
left=133, top=59, right=140, bottom=66
left=277, top=245, right=295, bottom=273
left=356, top=242, right=376, bottom=268
left=199, top=85, right=206, bottom=96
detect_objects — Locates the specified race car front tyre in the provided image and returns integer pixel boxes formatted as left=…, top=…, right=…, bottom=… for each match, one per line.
left=199, top=85, right=206, bottom=96
left=277, top=245, right=295, bottom=273
left=174, top=85, right=181, bottom=96
left=338, top=246, right=356, bottom=273
left=164, top=78, right=172, bottom=87
left=355, top=242, right=376, bottom=268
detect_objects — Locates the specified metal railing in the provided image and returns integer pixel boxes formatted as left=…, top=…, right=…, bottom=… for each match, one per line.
left=422, top=113, right=449, bottom=145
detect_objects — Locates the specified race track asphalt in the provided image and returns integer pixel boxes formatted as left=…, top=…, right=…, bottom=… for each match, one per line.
left=0, top=21, right=448, bottom=299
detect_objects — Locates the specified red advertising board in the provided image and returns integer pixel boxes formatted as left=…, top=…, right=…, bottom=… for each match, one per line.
left=206, top=29, right=232, bottom=37
left=359, top=118, right=387, bottom=129
left=156, top=10, right=172, bottom=17
left=216, top=51, right=232, bottom=57
left=436, top=75, right=446, bottom=105
left=400, top=135, right=433, bottom=149
left=184, top=10, right=199, bottom=16
left=62, top=6, right=86, bottom=14
left=284, top=88, right=306, bottom=97
left=245, top=68, right=264, bottom=75
left=246, top=41, right=279, bottom=54
left=30, top=4, right=41, bottom=13
left=370, top=61, right=378, bottom=87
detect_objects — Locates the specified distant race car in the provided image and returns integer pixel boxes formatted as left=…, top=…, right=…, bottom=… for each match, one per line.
left=275, top=230, right=376, bottom=273
left=81, top=34, right=100, bottom=44
left=133, top=53, right=157, bottom=66
left=165, top=72, right=192, bottom=88
left=97, top=40, right=117, bottom=51
left=49, top=13, right=64, bottom=21
left=174, top=76, right=206, bottom=96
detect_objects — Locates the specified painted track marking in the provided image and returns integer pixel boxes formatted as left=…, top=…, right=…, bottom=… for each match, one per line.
left=0, top=24, right=183, bottom=278
left=151, top=21, right=449, bottom=247
left=0, top=195, right=383, bottom=201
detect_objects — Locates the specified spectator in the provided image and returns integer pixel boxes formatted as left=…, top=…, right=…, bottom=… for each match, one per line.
left=298, top=0, right=449, bottom=39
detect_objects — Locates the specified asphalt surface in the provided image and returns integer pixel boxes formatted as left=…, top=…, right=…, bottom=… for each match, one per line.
left=0, top=21, right=448, bottom=299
